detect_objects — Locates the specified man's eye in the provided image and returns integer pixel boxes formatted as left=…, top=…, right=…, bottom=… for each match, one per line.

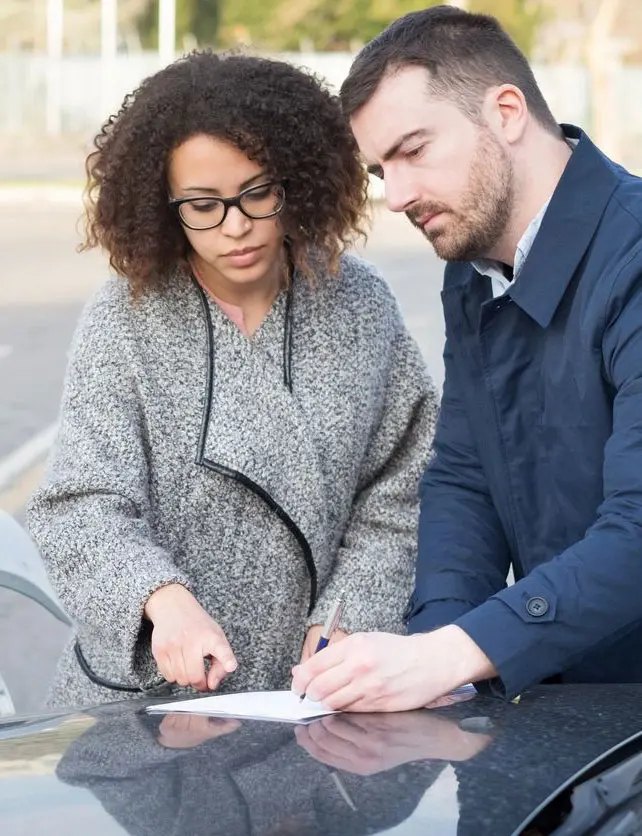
left=406, top=145, right=425, bottom=160
left=369, top=166, right=384, bottom=180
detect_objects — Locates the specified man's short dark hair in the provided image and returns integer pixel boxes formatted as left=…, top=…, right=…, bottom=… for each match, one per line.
left=340, top=4, right=559, bottom=133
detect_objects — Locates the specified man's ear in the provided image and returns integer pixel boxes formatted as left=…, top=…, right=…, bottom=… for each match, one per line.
left=483, top=84, right=528, bottom=144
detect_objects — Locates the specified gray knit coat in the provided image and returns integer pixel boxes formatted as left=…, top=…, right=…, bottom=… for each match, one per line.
left=27, top=253, right=439, bottom=709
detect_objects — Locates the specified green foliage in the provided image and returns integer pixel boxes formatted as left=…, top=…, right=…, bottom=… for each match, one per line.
left=219, top=0, right=444, bottom=51
left=191, top=0, right=221, bottom=45
left=135, top=0, right=546, bottom=57
left=136, top=0, right=221, bottom=49
left=468, top=0, right=547, bottom=57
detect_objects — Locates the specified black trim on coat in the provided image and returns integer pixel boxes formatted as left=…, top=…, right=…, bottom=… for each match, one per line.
left=193, top=279, right=318, bottom=616
left=283, top=240, right=295, bottom=393
left=75, top=275, right=315, bottom=695
left=74, top=641, right=169, bottom=694
left=283, top=285, right=293, bottom=392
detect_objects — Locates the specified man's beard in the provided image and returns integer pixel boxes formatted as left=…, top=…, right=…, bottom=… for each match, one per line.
left=406, top=129, right=514, bottom=262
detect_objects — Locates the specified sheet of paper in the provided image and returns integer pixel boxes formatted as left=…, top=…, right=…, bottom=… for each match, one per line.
left=146, top=689, right=338, bottom=724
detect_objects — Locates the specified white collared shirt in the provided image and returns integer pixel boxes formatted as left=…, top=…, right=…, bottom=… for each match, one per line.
left=472, top=137, right=578, bottom=298
left=472, top=198, right=551, bottom=298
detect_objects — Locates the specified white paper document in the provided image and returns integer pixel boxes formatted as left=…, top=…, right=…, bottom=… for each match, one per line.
left=147, top=689, right=338, bottom=724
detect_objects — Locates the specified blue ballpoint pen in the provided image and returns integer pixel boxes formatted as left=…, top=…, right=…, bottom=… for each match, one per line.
left=300, top=595, right=345, bottom=701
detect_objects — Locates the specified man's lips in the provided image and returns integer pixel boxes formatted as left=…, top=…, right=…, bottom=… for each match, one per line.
left=417, top=211, right=444, bottom=227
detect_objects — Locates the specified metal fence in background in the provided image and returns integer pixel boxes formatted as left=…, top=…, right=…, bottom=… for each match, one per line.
left=1, top=51, right=642, bottom=170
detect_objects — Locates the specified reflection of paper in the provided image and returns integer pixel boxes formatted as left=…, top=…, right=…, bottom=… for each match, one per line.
left=147, top=690, right=338, bottom=724
left=377, top=765, right=460, bottom=835
left=450, top=684, right=476, bottom=696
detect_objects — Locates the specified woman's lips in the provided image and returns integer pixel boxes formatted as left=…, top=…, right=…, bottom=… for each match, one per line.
left=223, top=245, right=264, bottom=267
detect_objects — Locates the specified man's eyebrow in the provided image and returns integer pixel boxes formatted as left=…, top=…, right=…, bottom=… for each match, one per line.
left=181, top=172, right=268, bottom=195
left=365, top=130, right=430, bottom=174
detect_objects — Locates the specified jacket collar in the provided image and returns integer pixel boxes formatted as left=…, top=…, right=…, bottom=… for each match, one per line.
left=505, top=124, right=620, bottom=328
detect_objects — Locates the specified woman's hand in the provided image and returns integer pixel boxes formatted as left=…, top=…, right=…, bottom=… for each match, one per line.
left=158, top=714, right=241, bottom=749
left=300, top=624, right=349, bottom=664
left=144, top=583, right=237, bottom=691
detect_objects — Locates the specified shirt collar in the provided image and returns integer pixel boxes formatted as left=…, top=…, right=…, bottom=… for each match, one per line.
left=471, top=137, right=579, bottom=292
left=484, top=127, right=619, bottom=329
left=472, top=198, right=552, bottom=291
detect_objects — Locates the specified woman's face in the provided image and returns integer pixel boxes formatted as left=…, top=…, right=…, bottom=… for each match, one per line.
left=167, top=134, right=286, bottom=290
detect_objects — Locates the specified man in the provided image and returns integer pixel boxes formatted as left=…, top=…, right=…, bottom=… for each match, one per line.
left=292, top=4, right=642, bottom=710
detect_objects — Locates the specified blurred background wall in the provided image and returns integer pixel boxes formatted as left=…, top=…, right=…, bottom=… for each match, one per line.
left=1, top=0, right=640, bottom=178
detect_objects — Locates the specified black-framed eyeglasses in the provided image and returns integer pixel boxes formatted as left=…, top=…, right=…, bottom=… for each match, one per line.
left=169, top=181, right=286, bottom=231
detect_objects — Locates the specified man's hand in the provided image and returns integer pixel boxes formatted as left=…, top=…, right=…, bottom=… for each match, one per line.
left=300, top=625, right=349, bottom=664
left=291, top=625, right=496, bottom=712
left=295, top=711, right=493, bottom=775
left=144, top=583, right=237, bottom=691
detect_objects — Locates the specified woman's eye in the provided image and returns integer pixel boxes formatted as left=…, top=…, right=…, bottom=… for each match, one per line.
left=246, top=185, right=272, bottom=200
left=191, top=200, right=220, bottom=212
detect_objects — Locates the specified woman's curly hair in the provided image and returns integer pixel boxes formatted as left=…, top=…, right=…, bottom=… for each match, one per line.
left=82, top=51, right=370, bottom=296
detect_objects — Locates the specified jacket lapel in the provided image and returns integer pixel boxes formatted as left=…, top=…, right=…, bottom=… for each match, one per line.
left=194, top=281, right=331, bottom=613
left=509, top=126, right=619, bottom=328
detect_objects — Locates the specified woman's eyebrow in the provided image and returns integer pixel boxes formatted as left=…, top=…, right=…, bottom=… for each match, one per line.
left=181, top=172, right=268, bottom=195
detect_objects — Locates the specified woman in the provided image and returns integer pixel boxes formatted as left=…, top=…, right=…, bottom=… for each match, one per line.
left=27, top=50, right=439, bottom=708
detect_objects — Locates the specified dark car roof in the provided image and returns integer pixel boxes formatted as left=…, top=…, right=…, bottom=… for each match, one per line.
left=1, top=684, right=642, bottom=836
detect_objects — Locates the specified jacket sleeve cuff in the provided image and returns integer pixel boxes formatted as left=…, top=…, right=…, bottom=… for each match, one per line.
left=406, top=599, right=476, bottom=634
left=454, top=597, right=556, bottom=700
left=79, top=568, right=193, bottom=691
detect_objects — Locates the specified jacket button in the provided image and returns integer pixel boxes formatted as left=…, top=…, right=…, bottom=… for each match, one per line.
left=526, top=596, right=549, bottom=617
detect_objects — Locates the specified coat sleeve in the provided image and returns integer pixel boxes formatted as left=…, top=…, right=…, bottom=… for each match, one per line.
left=26, top=281, right=191, bottom=689
left=406, top=337, right=512, bottom=634
left=308, top=283, right=439, bottom=634
left=454, top=258, right=642, bottom=699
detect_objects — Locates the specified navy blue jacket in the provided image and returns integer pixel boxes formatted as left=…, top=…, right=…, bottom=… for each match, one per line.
left=408, top=125, right=642, bottom=698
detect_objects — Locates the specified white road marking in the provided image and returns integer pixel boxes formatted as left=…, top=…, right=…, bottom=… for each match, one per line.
left=0, top=671, right=15, bottom=717
left=0, top=423, right=58, bottom=493
left=0, top=345, right=13, bottom=360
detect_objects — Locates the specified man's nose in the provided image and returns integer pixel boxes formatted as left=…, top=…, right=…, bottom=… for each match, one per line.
left=221, top=205, right=251, bottom=237
left=384, top=172, right=422, bottom=214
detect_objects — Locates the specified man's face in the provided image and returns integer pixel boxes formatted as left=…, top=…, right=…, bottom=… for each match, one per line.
left=349, top=65, right=514, bottom=262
